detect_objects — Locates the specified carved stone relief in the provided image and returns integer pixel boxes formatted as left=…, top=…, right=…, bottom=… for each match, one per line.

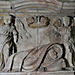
left=26, top=16, right=50, bottom=28
left=2, top=43, right=65, bottom=72
left=44, top=18, right=62, bottom=44
left=0, top=14, right=75, bottom=72
left=62, top=16, right=75, bottom=67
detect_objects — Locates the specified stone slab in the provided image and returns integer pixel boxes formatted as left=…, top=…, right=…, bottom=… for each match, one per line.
left=0, top=71, right=74, bottom=75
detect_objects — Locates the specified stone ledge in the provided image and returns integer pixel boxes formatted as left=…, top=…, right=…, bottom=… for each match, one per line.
left=0, top=71, right=74, bottom=75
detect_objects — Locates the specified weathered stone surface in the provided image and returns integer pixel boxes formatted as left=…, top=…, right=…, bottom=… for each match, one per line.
left=0, top=14, right=75, bottom=73
left=0, top=1, right=75, bottom=74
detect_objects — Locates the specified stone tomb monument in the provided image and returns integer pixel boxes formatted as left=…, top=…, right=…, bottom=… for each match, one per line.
left=0, top=14, right=75, bottom=75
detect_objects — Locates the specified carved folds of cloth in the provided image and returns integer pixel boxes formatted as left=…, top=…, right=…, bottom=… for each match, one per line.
left=3, top=43, right=65, bottom=72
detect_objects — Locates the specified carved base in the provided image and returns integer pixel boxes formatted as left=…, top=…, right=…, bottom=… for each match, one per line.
left=0, top=71, right=74, bottom=75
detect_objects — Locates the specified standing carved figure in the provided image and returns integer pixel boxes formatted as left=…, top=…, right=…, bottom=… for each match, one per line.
left=0, top=14, right=19, bottom=70
left=0, top=14, right=32, bottom=70
left=1, top=14, right=18, bottom=56
left=62, top=16, right=75, bottom=67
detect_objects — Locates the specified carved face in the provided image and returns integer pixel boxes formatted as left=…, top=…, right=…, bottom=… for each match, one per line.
left=62, top=16, right=70, bottom=27
left=4, top=15, right=12, bottom=25
left=48, top=44, right=63, bottom=60
left=49, top=49, right=58, bottom=59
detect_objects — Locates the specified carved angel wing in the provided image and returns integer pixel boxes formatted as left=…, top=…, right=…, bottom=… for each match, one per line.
left=15, top=18, right=32, bottom=39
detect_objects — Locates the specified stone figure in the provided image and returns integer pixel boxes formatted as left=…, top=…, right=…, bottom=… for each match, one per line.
left=1, top=14, right=18, bottom=56
left=0, top=14, right=19, bottom=70
left=44, top=18, right=62, bottom=44
left=62, top=16, right=75, bottom=67
left=45, top=17, right=75, bottom=67
left=43, top=16, right=75, bottom=68
left=2, top=43, right=66, bottom=72
left=0, top=14, right=32, bottom=70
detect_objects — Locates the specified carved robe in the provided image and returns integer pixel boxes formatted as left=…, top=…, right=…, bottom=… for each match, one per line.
left=2, top=43, right=65, bottom=72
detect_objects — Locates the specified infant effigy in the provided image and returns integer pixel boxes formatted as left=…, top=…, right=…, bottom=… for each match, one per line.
left=2, top=43, right=66, bottom=72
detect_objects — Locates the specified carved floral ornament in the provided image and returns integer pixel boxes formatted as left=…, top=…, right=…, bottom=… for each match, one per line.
left=26, top=15, right=50, bottom=28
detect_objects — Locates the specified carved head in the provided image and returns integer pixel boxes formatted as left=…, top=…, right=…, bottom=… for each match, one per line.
left=4, top=13, right=16, bottom=25
left=49, top=49, right=58, bottom=59
left=62, top=16, right=70, bottom=27
left=48, top=44, right=63, bottom=60
left=4, top=15, right=12, bottom=25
